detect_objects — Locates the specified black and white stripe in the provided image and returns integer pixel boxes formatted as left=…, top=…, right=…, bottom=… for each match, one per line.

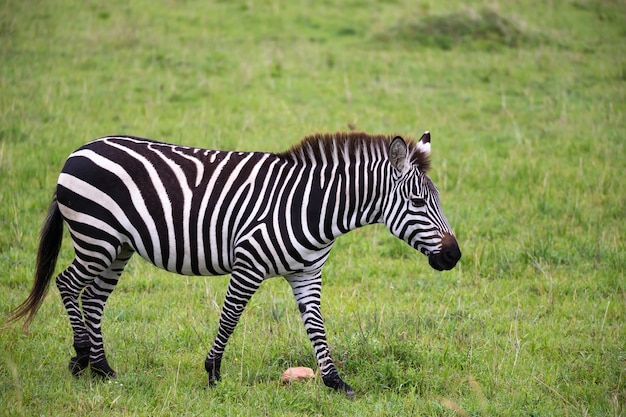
left=11, top=131, right=461, bottom=396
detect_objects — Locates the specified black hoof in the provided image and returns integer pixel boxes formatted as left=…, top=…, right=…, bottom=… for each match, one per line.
left=69, top=355, right=90, bottom=377
left=323, top=373, right=355, bottom=399
left=205, top=357, right=221, bottom=387
left=90, top=360, right=117, bottom=380
left=69, top=345, right=91, bottom=378
left=207, top=373, right=220, bottom=387
left=341, top=384, right=355, bottom=399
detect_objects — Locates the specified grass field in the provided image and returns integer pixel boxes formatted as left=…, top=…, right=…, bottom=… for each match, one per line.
left=1, top=0, right=625, bottom=415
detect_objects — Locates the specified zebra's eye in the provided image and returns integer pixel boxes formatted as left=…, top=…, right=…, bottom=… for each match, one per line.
left=411, top=197, right=426, bottom=208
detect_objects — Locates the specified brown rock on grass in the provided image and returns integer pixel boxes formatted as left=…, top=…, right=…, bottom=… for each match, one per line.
left=281, top=367, right=315, bottom=383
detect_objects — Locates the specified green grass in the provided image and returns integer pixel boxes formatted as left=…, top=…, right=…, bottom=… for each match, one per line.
left=1, top=0, right=625, bottom=415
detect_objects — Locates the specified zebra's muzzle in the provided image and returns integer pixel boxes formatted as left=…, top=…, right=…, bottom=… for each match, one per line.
left=428, top=233, right=461, bottom=271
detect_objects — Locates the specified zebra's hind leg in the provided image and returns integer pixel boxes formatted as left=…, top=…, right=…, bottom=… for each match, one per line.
left=56, top=261, right=100, bottom=378
left=287, top=272, right=355, bottom=399
left=81, top=245, right=134, bottom=379
left=205, top=267, right=263, bottom=386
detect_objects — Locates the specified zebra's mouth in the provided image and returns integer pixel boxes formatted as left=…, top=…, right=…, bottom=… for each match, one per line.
left=427, top=233, right=461, bottom=271
left=428, top=253, right=458, bottom=271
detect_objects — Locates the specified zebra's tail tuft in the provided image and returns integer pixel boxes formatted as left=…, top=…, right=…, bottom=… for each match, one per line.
left=6, top=194, right=64, bottom=330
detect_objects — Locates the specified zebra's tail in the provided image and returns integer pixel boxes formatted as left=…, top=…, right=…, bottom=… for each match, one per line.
left=6, top=194, right=64, bottom=330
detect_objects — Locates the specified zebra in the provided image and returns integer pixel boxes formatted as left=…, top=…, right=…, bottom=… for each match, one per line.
left=7, top=131, right=461, bottom=397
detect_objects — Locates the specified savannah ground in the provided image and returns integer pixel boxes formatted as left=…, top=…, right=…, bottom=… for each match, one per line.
left=0, top=0, right=624, bottom=416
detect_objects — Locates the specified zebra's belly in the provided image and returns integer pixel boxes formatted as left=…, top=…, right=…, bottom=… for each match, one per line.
left=128, top=232, right=235, bottom=277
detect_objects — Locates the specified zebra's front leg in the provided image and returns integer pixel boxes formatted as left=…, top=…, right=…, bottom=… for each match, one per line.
left=288, top=272, right=355, bottom=399
left=205, top=268, right=262, bottom=386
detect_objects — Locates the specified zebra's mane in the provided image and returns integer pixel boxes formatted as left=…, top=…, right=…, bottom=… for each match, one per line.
left=278, top=131, right=431, bottom=173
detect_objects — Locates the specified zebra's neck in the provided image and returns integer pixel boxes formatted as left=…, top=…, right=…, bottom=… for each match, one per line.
left=279, top=137, right=392, bottom=245
left=318, top=157, right=390, bottom=240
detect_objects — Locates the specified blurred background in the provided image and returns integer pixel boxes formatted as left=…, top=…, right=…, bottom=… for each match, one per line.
left=1, top=1, right=624, bottom=415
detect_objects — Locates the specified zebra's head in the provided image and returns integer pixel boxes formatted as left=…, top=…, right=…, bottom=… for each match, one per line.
left=384, top=132, right=461, bottom=271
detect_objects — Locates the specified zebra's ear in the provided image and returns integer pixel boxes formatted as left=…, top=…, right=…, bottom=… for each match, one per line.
left=389, top=136, right=408, bottom=173
left=416, top=131, right=431, bottom=156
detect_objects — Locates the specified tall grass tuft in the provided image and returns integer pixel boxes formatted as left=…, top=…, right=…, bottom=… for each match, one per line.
left=377, top=6, right=542, bottom=50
